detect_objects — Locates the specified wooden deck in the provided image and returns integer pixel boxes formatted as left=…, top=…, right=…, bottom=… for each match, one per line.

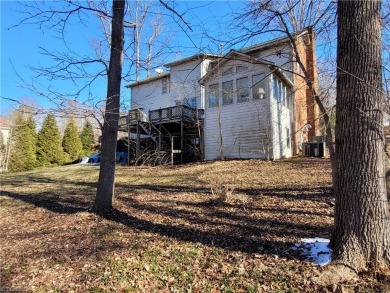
left=118, top=105, right=204, bottom=165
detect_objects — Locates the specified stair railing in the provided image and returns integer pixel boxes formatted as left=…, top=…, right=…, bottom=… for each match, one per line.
left=130, top=109, right=172, bottom=151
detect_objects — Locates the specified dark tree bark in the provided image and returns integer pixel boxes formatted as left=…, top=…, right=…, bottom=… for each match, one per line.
left=330, top=0, right=390, bottom=272
left=93, top=0, right=125, bottom=213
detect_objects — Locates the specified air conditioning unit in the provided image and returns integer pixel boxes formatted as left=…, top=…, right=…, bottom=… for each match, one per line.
left=302, top=142, right=326, bottom=157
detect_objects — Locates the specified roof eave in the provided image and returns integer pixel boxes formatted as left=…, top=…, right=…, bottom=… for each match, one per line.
left=200, top=51, right=275, bottom=84
left=241, top=28, right=309, bottom=54
left=164, top=53, right=221, bottom=68
left=270, top=65, right=294, bottom=88
left=125, top=71, right=170, bottom=88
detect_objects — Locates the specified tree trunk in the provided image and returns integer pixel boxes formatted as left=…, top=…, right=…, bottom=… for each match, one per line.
left=93, top=0, right=125, bottom=213
left=330, top=0, right=390, bottom=272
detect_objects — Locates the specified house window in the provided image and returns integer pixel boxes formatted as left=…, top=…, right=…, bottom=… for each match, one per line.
left=236, top=65, right=248, bottom=73
left=162, top=77, right=169, bottom=94
left=184, top=97, right=197, bottom=108
left=222, top=80, right=233, bottom=105
left=286, top=127, right=291, bottom=148
left=273, top=78, right=278, bottom=102
left=282, top=83, right=287, bottom=107
left=237, top=77, right=249, bottom=102
left=222, top=67, right=233, bottom=76
left=208, top=84, right=219, bottom=107
left=286, top=89, right=293, bottom=110
left=252, top=74, right=266, bottom=99
left=273, top=76, right=290, bottom=107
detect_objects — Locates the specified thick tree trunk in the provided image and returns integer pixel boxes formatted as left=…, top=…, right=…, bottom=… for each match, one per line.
left=330, top=0, right=390, bottom=272
left=93, top=0, right=125, bottom=213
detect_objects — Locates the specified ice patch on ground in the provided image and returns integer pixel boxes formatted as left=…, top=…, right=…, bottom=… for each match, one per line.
left=293, top=237, right=332, bottom=266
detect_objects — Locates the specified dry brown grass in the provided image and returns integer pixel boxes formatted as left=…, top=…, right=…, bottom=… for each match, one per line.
left=0, top=158, right=388, bottom=292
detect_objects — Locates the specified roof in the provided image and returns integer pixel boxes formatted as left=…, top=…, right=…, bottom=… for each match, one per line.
left=270, top=65, right=294, bottom=88
left=0, top=117, right=12, bottom=129
left=164, top=53, right=221, bottom=68
left=126, top=71, right=170, bottom=88
left=199, top=50, right=275, bottom=85
left=241, top=28, right=310, bottom=54
left=127, top=28, right=311, bottom=88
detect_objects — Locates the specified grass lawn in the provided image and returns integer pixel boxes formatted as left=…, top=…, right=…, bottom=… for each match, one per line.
left=0, top=158, right=388, bottom=292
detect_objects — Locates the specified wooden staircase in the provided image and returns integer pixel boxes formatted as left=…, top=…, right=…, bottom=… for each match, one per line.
left=138, top=120, right=171, bottom=152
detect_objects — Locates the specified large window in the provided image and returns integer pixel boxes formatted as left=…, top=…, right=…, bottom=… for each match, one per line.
left=236, top=65, right=248, bottom=74
left=286, top=127, right=291, bottom=148
left=286, top=91, right=292, bottom=109
left=184, top=97, right=197, bottom=109
left=222, top=67, right=233, bottom=77
left=281, top=83, right=287, bottom=107
left=273, top=76, right=290, bottom=106
left=273, top=77, right=280, bottom=103
left=162, top=77, right=169, bottom=94
left=222, top=80, right=233, bottom=105
left=209, top=84, right=219, bottom=107
left=252, top=74, right=266, bottom=99
left=237, top=77, right=249, bottom=102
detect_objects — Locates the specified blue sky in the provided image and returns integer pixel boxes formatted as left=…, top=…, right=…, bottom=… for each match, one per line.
left=1, top=0, right=247, bottom=116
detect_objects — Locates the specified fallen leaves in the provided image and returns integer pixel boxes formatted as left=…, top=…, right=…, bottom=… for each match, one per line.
left=0, top=158, right=387, bottom=292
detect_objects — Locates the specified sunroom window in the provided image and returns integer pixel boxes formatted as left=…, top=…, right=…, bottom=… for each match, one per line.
left=222, top=80, right=233, bottom=105
left=237, top=77, right=249, bottom=102
left=209, top=84, right=219, bottom=107
left=236, top=65, right=248, bottom=73
left=222, top=67, right=233, bottom=76
left=252, top=74, right=266, bottom=99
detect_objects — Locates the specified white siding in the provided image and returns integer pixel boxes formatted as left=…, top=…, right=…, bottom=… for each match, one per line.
left=204, top=61, right=273, bottom=160
left=169, top=59, right=203, bottom=108
left=0, top=128, right=11, bottom=145
left=269, top=74, right=293, bottom=159
left=131, top=77, right=174, bottom=114
left=250, top=45, right=293, bottom=80
left=130, top=46, right=296, bottom=161
left=131, top=59, right=210, bottom=116
left=205, top=101, right=272, bottom=160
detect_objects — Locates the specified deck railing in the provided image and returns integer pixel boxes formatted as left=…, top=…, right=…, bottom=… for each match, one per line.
left=128, top=108, right=147, bottom=122
left=148, top=105, right=204, bottom=122
left=126, top=106, right=204, bottom=124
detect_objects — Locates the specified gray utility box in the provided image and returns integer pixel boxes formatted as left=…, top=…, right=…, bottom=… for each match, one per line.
left=302, top=136, right=326, bottom=158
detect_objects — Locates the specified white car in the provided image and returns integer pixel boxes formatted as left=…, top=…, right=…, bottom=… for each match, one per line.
left=79, top=153, right=101, bottom=164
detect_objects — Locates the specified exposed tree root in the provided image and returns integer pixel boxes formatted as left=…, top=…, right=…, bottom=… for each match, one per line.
left=313, top=264, right=358, bottom=286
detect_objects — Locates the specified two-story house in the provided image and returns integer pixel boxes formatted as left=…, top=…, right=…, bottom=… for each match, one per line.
left=124, top=28, right=319, bottom=164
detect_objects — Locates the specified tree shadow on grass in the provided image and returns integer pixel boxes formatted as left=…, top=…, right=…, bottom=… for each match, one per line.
left=98, top=207, right=318, bottom=259
left=1, top=181, right=332, bottom=260
left=1, top=190, right=92, bottom=214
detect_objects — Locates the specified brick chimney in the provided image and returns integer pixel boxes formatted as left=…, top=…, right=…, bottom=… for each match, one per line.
left=304, top=27, right=319, bottom=139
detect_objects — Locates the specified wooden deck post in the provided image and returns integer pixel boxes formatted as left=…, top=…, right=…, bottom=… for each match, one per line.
left=127, top=112, right=130, bottom=166
left=171, top=135, right=174, bottom=166
left=136, top=122, right=140, bottom=164
left=158, top=124, right=162, bottom=149
left=181, top=117, right=184, bottom=165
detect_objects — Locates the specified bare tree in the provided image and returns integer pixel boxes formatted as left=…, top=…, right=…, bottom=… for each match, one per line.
left=127, top=0, right=168, bottom=80
left=7, top=0, right=192, bottom=212
left=232, top=0, right=337, bottom=174
left=93, top=0, right=126, bottom=212
left=330, top=0, right=390, bottom=274
left=232, top=0, right=390, bottom=277
left=7, top=0, right=131, bottom=212
left=146, top=14, right=164, bottom=77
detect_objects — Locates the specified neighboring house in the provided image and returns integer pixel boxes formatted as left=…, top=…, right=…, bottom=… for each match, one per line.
left=0, top=117, right=12, bottom=172
left=124, top=28, right=319, bottom=163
